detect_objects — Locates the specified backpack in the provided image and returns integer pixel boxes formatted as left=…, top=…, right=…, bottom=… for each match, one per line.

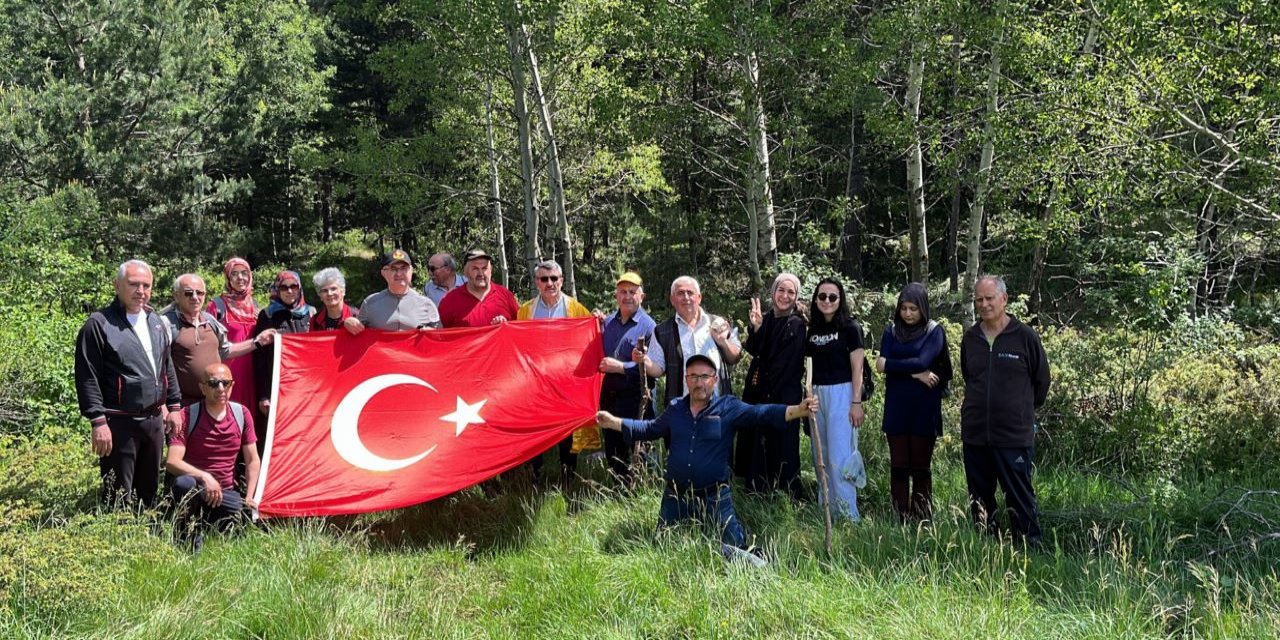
left=187, top=401, right=247, bottom=440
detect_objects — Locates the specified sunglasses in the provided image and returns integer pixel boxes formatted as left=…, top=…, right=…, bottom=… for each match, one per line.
left=279, top=284, right=300, bottom=291
left=426, top=265, right=440, bottom=272
left=816, top=293, right=840, bottom=303
left=182, top=289, right=206, bottom=298
left=204, top=378, right=234, bottom=388
left=538, top=275, right=562, bottom=283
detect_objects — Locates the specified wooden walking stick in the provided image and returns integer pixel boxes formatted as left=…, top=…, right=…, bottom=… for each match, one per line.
left=806, top=356, right=834, bottom=556
left=631, top=335, right=652, bottom=474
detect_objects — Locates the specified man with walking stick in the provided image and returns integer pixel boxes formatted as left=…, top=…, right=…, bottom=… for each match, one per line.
left=596, top=272, right=656, bottom=486
left=597, top=354, right=819, bottom=567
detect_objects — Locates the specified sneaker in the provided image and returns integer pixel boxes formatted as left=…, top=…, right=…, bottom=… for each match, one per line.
left=190, top=531, right=204, bottom=555
left=721, top=544, right=768, bottom=568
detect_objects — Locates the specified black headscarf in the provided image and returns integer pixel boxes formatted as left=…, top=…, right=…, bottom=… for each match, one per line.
left=893, top=282, right=931, bottom=343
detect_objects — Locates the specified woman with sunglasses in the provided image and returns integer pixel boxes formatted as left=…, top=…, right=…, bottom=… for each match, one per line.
left=206, top=258, right=261, bottom=412
left=875, top=282, right=949, bottom=522
left=737, top=272, right=808, bottom=500
left=251, top=271, right=315, bottom=447
left=805, top=277, right=867, bottom=521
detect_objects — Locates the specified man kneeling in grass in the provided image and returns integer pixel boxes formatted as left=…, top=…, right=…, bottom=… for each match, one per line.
left=596, top=354, right=818, bottom=566
left=166, top=362, right=260, bottom=551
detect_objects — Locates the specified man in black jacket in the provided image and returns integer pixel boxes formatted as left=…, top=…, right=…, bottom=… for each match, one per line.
left=960, top=275, right=1051, bottom=545
left=75, top=260, right=183, bottom=508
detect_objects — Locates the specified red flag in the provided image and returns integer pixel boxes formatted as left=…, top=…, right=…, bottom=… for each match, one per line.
left=253, top=317, right=603, bottom=517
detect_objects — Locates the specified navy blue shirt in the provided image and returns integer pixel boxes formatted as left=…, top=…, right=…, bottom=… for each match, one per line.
left=622, top=394, right=787, bottom=490
left=879, top=323, right=946, bottom=437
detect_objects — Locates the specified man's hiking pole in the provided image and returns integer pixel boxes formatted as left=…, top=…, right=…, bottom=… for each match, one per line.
left=806, top=357, right=834, bottom=555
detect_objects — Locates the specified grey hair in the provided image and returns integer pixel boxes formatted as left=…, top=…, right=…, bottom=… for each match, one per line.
left=670, top=276, right=701, bottom=296
left=433, top=253, right=457, bottom=271
left=534, top=259, right=562, bottom=275
left=171, top=273, right=204, bottom=294
left=116, top=259, right=152, bottom=280
left=770, top=273, right=801, bottom=296
left=313, top=267, right=346, bottom=291
left=975, top=275, right=1007, bottom=295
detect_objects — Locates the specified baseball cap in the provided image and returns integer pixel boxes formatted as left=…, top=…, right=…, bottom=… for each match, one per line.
left=462, top=248, right=491, bottom=264
left=684, top=354, right=716, bottom=370
left=382, top=249, right=412, bottom=267
left=617, top=271, right=643, bottom=286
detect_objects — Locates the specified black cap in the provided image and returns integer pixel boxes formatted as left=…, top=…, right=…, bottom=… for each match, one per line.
left=381, top=248, right=412, bottom=267
left=684, top=354, right=716, bottom=370
left=462, top=248, right=492, bottom=264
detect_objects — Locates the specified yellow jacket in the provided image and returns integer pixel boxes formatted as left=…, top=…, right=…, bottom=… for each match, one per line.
left=516, top=295, right=592, bottom=320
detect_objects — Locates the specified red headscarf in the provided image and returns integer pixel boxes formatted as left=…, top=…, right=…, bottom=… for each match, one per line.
left=218, top=257, right=258, bottom=324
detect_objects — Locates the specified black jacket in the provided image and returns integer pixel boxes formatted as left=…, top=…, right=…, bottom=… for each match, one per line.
left=74, top=300, right=181, bottom=429
left=959, top=315, right=1050, bottom=448
left=742, top=311, right=806, bottom=405
left=252, top=306, right=313, bottom=404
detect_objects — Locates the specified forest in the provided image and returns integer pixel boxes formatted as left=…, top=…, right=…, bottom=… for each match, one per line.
left=1, top=1, right=1278, bottom=637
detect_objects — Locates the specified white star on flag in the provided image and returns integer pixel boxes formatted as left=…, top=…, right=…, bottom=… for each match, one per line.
left=440, top=397, right=486, bottom=436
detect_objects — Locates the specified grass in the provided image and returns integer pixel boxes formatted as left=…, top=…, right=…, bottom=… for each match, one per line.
left=2, top=435, right=1278, bottom=639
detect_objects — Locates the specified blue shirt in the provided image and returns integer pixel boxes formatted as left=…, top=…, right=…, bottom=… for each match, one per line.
left=424, top=274, right=467, bottom=307
left=600, top=308, right=657, bottom=410
left=622, top=395, right=787, bottom=490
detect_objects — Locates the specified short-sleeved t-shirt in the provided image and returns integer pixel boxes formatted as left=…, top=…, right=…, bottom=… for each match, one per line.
left=438, top=284, right=519, bottom=328
left=171, top=403, right=257, bottom=489
left=806, top=323, right=864, bottom=386
left=358, top=289, right=440, bottom=331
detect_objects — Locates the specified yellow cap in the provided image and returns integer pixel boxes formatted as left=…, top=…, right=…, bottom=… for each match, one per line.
left=616, top=271, right=643, bottom=286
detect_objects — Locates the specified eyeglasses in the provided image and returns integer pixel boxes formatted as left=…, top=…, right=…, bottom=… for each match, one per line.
left=816, top=293, right=840, bottom=303
left=382, top=265, right=411, bottom=274
left=203, top=378, right=234, bottom=388
left=684, top=373, right=716, bottom=383
left=182, top=289, right=206, bottom=298
left=279, top=284, right=300, bottom=291
left=538, top=275, right=561, bottom=283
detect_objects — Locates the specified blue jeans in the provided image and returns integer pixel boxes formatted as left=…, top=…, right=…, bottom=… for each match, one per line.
left=658, top=483, right=748, bottom=549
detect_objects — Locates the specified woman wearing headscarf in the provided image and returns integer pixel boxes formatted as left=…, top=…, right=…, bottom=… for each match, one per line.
left=310, top=267, right=357, bottom=331
left=737, top=273, right=808, bottom=500
left=805, top=277, right=867, bottom=521
left=252, top=270, right=315, bottom=445
left=875, top=282, right=950, bottom=522
left=207, top=257, right=260, bottom=410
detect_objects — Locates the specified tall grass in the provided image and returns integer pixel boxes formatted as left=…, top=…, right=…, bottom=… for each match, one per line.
left=2, top=441, right=1277, bottom=639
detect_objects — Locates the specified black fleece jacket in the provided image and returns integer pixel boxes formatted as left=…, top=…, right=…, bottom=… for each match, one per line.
left=959, top=315, right=1050, bottom=448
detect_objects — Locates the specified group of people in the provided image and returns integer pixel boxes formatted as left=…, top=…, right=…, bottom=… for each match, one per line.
left=74, top=248, right=1050, bottom=558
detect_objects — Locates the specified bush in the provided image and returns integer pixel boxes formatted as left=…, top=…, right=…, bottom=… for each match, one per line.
left=1040, top=319, right=1280, bottom=481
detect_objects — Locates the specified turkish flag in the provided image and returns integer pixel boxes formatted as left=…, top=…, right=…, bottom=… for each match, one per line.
left=252, top=317, right=603, bottom=517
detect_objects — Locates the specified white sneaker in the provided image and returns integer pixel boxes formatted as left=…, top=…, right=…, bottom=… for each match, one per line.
left=721, top=544, right=768, bottom=568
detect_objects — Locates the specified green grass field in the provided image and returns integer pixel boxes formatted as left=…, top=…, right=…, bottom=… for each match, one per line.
left=3, top=430, right=1278, bottom=639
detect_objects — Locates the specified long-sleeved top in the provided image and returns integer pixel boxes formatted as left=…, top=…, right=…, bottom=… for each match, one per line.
left=621, top=394, right=788, bottom=490
left=959, top=315, right=1051, bottom=448
left=74, top=300, right=181, bottom=429
left=252, top=306, right=313, bottom=405
left=742, top=311, right=806, bottom=405
left=600, top=308, right=657, bottom=417
left=879, top=323, right=947, bottom=437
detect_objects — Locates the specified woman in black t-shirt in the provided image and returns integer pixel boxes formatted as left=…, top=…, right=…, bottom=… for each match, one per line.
left=805, top=277, right=867, bottom=521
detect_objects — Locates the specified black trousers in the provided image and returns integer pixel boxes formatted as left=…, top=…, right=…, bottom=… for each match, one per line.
left=735, top=422, right=804, bottom=499
left=529, top=435, right=577, bottom=479
left=963, top=443, right=1042, bottom=543
left=171, top=474, right=245, bottom=527
left=99, top=413, right=166, bottom=508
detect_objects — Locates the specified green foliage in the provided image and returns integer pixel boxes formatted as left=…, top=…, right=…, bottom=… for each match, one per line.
left=1041, top=317, right=1280, bottom=481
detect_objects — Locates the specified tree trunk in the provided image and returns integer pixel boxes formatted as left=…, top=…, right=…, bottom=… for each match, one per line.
left=964, top=0, right=1005, bottom=326
left=841, top=108, right=865, bottom=282
left=742, top=46, right=775, bottom=292
left=484, top=77, right=509, bottom=287
left=523, top=24, right=575, bottom=297
left=505, top=14, right=539, bottom=281
left=905, top=47, right=929, bottom=284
